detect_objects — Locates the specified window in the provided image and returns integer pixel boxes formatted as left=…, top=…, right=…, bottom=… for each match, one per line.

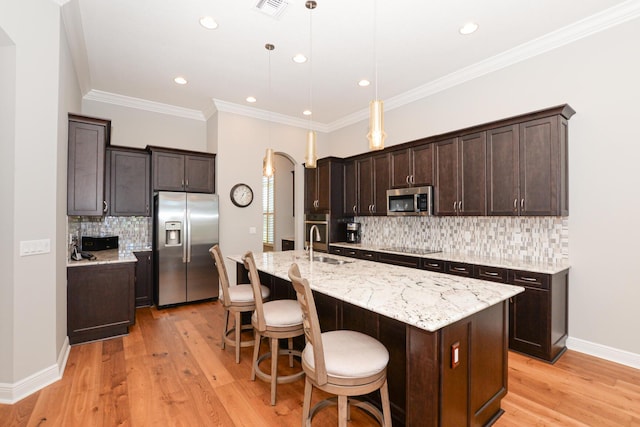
left=262, top=174, right=274, bottom=246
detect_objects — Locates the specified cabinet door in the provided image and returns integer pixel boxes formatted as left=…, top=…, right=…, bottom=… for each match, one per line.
left=343, top=160, right=357, bottom=216
left=67, top=119, right=107, bottom=216
left=153, top=151, right=185, bottom=191
left=509, top=286, right=549, bottom=358
left=372, top=153, right=390, bottom=215
left=185, top=154, right=215, bottom=193
left=356, top=157, right=374, bottom=215
left=316, top=161, right=331, bottom=211
left=109, top=149, right=151, bottom=216
left=458, top=132, right=486, bottom=216
left=434, top=138, right=458, bottom=216
left=134, top=251, right=153, bottom=307
left=390, top=149, right=411, bottom=188
left=411, top=143, right=434, bottom=187
left=487, top=125, right=519, bottom=216
left=304, top=166, right=317, bottom=213
left=519, top=116, right=559, bottom=215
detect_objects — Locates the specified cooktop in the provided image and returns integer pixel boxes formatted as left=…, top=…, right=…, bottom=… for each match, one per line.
left=380, top=246, right=441, bottom=256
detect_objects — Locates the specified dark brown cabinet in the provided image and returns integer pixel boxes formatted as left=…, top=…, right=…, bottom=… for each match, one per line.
left=134, top=251, right=153, bottom=307
left=390, top=143, right=434, bottom=188
left=67, top=115, right=110, bottom=216
left=509, top=269, right=568, bottom=362
left=434, top=133, right=486, bottom=216
left=67, top=262, right=136, bottom=344
left=105, top=147, right=151, bottom=216
left=356, top=153, right=389, bottom=215
left=150, top=147, right=215, bottom=193
left=487, top=107, right=573, bottom=216
left=304, top=157, right=343, bottom=214
left=343, top=160, right=357, bottom=216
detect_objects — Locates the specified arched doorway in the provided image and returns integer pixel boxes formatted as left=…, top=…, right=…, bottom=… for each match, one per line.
left=262, top=152, right=295, bottom=252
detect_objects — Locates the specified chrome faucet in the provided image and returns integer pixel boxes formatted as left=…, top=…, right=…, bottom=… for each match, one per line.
left=309, top=224, right=321, bottom=261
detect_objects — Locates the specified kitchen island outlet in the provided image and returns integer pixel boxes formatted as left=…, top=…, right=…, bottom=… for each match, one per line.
left=231, top=250, right=523, bottom=427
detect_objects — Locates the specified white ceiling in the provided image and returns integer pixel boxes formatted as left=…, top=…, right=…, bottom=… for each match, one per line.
left=64, top=0, right=635, bottom=128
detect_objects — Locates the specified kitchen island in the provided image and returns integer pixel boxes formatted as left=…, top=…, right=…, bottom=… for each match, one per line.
left=231, top=250, right=524, bottom=427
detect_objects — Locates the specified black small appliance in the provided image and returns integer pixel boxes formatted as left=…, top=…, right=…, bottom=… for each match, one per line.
left=346, top=222, right=361, bottom=244
left=81, top=235, right=119, bottom=251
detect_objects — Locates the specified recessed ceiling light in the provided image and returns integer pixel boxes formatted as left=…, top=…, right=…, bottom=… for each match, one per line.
left=246, top=96, right=257, bottom=103
left=358, top=79, right=371, bottom=87
left=293, top=54, right=308, bottom=64
left=459, top=22, right=479, bottom=35
left=200, top=16, right=218, bottom=30
left=174, top=76, right=187, bottom=85
left=303, top=110, right=312, bottom=116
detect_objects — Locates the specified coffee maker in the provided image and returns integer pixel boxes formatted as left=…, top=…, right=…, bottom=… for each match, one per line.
left=346, top=222, right=361, bottom=244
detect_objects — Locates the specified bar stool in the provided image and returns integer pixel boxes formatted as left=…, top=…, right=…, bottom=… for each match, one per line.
left=243, top=251, right=305, bottom=406
left=288, top=263, right=392, bottom=427
left=209, top=245, right=270, bottom=363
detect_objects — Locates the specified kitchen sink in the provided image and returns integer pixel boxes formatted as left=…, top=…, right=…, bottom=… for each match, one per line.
left=312, top=255, right=352, bottom=265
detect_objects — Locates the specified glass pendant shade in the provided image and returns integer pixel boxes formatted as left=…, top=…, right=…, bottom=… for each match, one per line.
left=367, top=99, right=386, bottom=150
left=263, top=148, right=275, bottom=177
left=305, top=130, right=317, bottom=168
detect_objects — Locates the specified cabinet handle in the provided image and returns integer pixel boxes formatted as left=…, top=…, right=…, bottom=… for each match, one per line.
left=453, top=201, right=457, bottom=212
left=103, top=200, right=108, bottom=213
left=484, top=271, right=499, bottom=276
left=186, top=179, right=189, bottom=187
left=411, top=175, right=415, bottom=184
left=406, top=176, right=410, bottom=184
left=521, top=198, right=525, bottom=209
left=513, top=198, right=518, bottom=211
left=458, top=201, right=462, bottom=211
left=348, top=251, right=356, bottom=256
left=452, top=267, right=468, bottom=272
left=363, top=253, right=373, bottom=258
left=519, top=276, right=538, bottom=282
left=427, top=263, right=440, bottom=267
left=509, top=297, right=514, bottom=304
left=372, top=204, right=376, bottom=213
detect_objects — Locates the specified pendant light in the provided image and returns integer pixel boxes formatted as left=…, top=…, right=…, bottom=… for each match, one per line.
left=263, top=43, right=276, bottom=177
left=304, top=1, right=318, bottom=169
left=367, top=0, right=386, bottom=151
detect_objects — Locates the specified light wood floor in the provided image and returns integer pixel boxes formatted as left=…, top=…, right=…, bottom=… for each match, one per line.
left=1, top=301, right=639, bottom=427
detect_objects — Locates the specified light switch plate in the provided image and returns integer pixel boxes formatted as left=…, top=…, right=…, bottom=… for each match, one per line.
left=20, top=239, right=51, bottom=256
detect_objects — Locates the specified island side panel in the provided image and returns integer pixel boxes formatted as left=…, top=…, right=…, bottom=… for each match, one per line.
left=406, top=325, right=440, bottom=427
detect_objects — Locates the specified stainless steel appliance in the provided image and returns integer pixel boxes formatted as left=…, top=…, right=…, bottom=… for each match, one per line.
left=304, top=213, right=329, bottom=253
left=386, top=186, right=433, bottom=216
left=154, top=191, right=219, bottom=307
left=346, top=222, right=361, bottom=243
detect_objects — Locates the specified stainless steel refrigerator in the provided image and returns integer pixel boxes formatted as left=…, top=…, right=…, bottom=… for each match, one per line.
left=154, top=192, right=219, bottom=307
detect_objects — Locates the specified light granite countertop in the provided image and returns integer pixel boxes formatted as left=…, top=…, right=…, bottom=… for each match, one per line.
left=229, top=250, right=524, bottom=333
left=66, top=249, right=140, bottom=267
left=329, top=242, right=570, bottom=275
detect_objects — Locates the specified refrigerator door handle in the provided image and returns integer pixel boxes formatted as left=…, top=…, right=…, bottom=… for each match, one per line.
left=183, top=208, right=188, bottom=263
left=186, top=208, right=192, bottom=263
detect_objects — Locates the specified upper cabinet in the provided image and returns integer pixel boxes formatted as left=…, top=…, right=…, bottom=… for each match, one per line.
left=487, top=108, right=572, bottom=216
left=390, top=143, right=434, bottom=188
left=343, top=159, right=357, bottom=216
left=356, top=152, right=389, bottom=216
left=149, top=147, right=216, bottom=193
left=304, top=157, right=344, bottom=214
left=67, top=114, right=111, bottom=216
left=434, top=132, right=486, bottom=216
left=105, top=147, right=151, bottom=216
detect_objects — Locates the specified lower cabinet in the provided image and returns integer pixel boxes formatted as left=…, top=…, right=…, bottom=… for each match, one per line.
left=67, top=262, right=136, bottom=344
left=134, top=251, right=153, bottom=307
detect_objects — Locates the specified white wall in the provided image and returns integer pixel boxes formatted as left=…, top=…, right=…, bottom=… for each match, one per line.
left=329, top=19, right=640, bottom=359
left=82, top=99, right=207, bottom=151
left=0, top=0, right=65, bottom=394
left=273, top=154, right=295, bottom=251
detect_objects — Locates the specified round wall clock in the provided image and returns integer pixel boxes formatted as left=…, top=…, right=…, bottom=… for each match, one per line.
left=230, top=183, right=254, bottom=207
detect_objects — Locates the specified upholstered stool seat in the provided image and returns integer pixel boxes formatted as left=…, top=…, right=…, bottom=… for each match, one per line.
left=244, top=251, right=305, bottom=406
left=288, top=263, right=392, bottom=427
left=209, top=245, right=270, bottom=364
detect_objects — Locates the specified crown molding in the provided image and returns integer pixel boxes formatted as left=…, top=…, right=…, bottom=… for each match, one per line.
left=213, top=99, right=329, bottom=133
left=326, top=0, right=640, bottom=132
left=83, top=90, right=206, bottom=121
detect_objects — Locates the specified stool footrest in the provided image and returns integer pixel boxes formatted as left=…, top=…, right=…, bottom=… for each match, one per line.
left=223, top=325, right=255, bottom=348
left=307, top=397, right=385, bottom=427
left=254, top=349, right=305, bottom=384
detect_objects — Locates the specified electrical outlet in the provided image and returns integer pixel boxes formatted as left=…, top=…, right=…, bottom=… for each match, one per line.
left=451, top=341, right=460, bottom=369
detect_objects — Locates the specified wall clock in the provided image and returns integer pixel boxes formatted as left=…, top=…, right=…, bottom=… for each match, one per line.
left=230, top=183, right=254, bottom=207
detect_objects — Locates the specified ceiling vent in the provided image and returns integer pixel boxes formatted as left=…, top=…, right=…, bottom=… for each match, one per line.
left=254, top=0, right=289, bottom=18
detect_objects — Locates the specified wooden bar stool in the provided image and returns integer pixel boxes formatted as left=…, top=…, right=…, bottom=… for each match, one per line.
left=209, top=245, right=270, bottom=363
left=243, top=251, right=305, bottom=405
left=288, top=263, right=392, bottom=427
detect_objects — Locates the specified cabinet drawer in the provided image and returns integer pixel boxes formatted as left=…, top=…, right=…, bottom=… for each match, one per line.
left=358, top=250, right=378, bottom=261
left=329, top=246, right=343, bottom=255
left=475, top=265, right=509, bottom=283
left=510, top=270, right=549, bottom=290
left=330, top=246, right=359, bottom=258
left=377, top=252, right=420, bottom=269
left=421, top=258, right=445, bottom=272
left=446, top=262, right=473, bottom=277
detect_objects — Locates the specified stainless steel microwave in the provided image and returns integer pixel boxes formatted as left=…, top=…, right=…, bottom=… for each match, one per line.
left=386, top=186, right=433, bottom=216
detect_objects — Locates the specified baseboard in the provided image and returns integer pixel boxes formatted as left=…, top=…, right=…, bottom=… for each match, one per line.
left=0, top=336, right=70, bottom=404
left=567, top=336, right=640, bottom=370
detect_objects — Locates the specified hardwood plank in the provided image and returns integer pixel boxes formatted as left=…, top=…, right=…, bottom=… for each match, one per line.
left=2, top=302, right=639, bottom=427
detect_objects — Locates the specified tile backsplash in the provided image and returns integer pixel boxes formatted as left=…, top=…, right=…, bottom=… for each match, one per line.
left=356, top=216, right=568, bottom=264
left=68, top=216, right=152, bottom=254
